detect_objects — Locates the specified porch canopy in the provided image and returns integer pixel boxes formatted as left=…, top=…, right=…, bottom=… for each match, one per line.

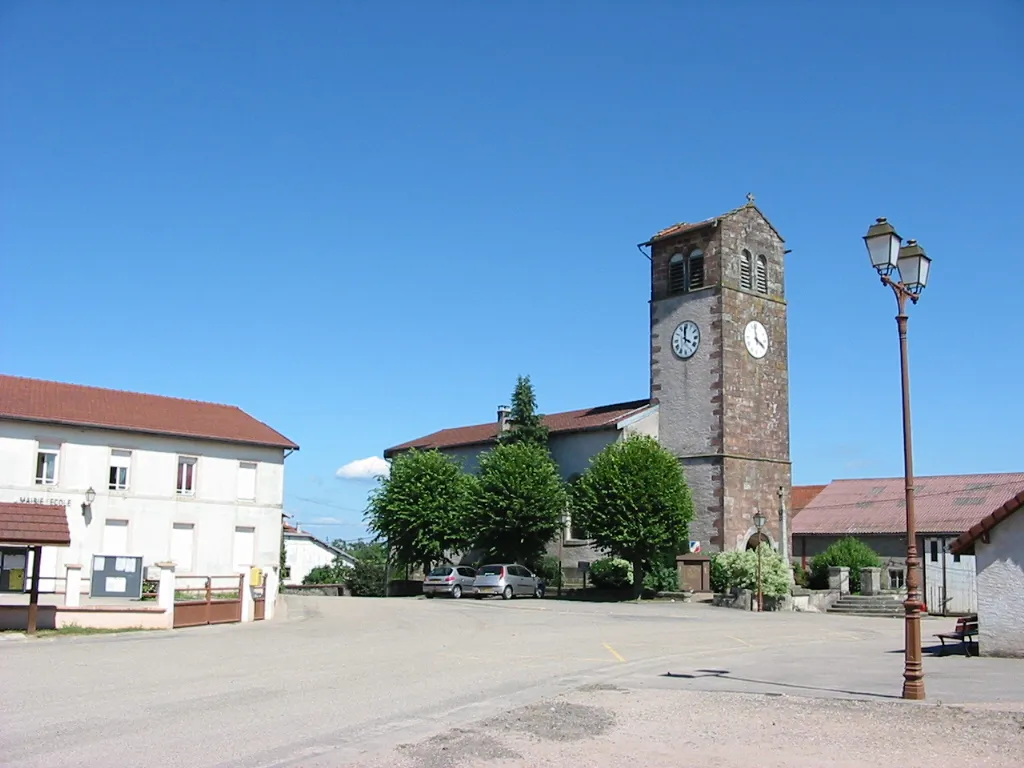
left=0, top=502, right=71, bottom=634
left=0, top=502, right=72, bottom=547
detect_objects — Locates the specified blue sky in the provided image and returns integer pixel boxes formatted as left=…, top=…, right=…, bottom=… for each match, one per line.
left=2, top=2, right=1022, bottom=544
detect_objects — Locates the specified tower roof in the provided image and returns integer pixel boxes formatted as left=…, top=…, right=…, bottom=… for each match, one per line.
left=639, top=196, right=784, bottom=246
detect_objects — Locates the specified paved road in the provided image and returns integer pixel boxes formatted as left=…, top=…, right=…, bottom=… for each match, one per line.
left=2, top=596, right=1022, bottom=767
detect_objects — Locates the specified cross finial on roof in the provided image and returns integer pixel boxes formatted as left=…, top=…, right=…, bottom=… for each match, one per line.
left=746, top=192, right=755, bottom=205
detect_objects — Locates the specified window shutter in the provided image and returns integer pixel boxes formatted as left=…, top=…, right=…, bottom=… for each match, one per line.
left=755, top=255, right=768, bottom=294
left=668, top=254, right=687, bottom=293
left=238, top=462, right=257, bottom=500
left=740, top=250, right=753, bottom=289
left=688, top=250, right=705, bottom=290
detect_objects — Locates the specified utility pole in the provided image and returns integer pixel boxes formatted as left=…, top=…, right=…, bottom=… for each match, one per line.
left=778, top=485, right=792, bottom=583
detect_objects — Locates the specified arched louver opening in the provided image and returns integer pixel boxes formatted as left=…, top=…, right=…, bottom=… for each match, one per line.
left=669, top=253, right=687, bottom=293
left=740, top=249, right=753, bottom=290
left=755, top=255, right=768, bottom=294
left=688, top=249, right=705, bottom=291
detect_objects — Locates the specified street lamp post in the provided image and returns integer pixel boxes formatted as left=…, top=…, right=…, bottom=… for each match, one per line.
left=863, top=217, right=932, bottom=701
left=752, top=510, right=766, bottom=612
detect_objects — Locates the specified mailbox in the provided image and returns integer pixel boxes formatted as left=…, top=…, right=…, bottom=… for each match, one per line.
left=249, top=566, right=263, bottom=587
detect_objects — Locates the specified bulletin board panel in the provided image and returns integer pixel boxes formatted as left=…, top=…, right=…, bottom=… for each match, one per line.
left=89, top=555, right=144, bottom=599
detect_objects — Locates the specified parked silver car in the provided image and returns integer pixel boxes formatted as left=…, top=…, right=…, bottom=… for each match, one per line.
left=472, top=564, right=544, bottom=600
left=423, top=565, right=477, bottom=599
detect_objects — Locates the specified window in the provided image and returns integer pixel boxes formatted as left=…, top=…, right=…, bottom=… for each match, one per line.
left=237, top=461, right=257, bottom=500
left=171, top=523, right=195, bottom=572
left=755, top=255, right=768, bottom=294
left=102, top=519, right=129, bottom=555
left=929, top=540, right=939, bottom=563
left=669, top=253, right=687, bottom=293
left=176, top=456, right=197, bottom=495
left=232, top=526, right=256, bottom=571
left=740, top=249, right=753, bottom=290
left=889, top=568, right=905, bottom=590
left=109, top=449, right=132, bottom=490
left=35, top=446, right=59, bottom=485
left=688, top=249, right=705, bottom=290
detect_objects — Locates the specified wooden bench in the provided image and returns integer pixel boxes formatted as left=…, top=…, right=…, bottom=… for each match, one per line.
left=935, top=614, right=979, bottom=657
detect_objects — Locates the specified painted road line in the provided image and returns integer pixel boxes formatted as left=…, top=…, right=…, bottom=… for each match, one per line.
left=603, top=643, right=626, bottom=663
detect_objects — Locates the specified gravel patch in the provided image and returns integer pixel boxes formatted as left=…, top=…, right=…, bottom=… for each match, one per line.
left=394, top=728, right=520, bottom=768
left=500, top=700, right=616, bottom=743
left=350, top=687, right=1024, bottom=767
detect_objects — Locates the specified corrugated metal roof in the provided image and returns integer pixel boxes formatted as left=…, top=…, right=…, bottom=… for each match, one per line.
left=791, top=473, right=1024, bottom=535
left=951, top=491, right=1024, bottom=555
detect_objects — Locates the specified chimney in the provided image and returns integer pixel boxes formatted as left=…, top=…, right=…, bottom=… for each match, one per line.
left=497, top=405, right=511, bottom=433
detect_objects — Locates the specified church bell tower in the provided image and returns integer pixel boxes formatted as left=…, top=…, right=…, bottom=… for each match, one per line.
left=643, top=196, right=792, bottom=552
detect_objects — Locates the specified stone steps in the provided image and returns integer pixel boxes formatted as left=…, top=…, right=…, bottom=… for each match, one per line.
left=828, top=594, right=906, bottom=617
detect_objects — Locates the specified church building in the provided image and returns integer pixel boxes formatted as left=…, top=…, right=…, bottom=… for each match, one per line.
left=384, top=197, right=792, bottom=565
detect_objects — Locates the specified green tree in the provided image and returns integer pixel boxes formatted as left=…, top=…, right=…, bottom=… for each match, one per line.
left=330, top=539, right=386, bottom=563
left=470, top=441, right=566, bottom=565
left=365, top=449, right=475, bottom=573
left=571, top=435, right=694, bottom=598
left=810, top=537, right=882, bottom=592
left=498, top=375, right=549, bottom=448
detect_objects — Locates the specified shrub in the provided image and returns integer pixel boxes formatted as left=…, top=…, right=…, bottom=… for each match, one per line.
left=643, top=560, right=679, bottom=593
left=589, top=558, right=633, bottom=590
left=810, top=537, right=883, bottom=592
left=710, top=553, right=728, bottom=594
left=348, top=559, right=386, bottom=596
left=303, top=559, right=350, bottom=585
left=530, top=555, right=563, bottom=587
left=711, top=546, right=790, bottom=598
left=792, top=562, right=810, bottom=588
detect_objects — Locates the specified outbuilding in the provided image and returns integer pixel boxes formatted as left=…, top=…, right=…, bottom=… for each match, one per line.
left=950, top=490, right=1024, bottom=658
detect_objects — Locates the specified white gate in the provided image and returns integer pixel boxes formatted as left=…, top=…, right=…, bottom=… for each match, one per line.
left=923, top=537, right=977, bottom=616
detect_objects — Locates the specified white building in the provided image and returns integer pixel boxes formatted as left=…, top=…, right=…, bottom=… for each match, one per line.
left=282, top=523, right=355, bottom=585
left=0, top=374, right=298, bottom=595
left=951, top=490, right=1024, bottom=658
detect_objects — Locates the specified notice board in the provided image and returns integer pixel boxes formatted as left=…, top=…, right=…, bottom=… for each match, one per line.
left=90, top=554, right=144, bottom=599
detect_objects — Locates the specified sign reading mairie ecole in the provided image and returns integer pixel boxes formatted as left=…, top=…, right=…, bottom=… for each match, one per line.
left=17, top=496, right=73, bottom=507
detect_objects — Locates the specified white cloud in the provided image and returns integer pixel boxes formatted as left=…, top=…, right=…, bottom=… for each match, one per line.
left=335, top=456, right=390, bottom=481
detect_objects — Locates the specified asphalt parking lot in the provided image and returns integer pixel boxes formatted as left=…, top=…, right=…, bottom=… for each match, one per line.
left=2, top=595, right=1022, bottom=767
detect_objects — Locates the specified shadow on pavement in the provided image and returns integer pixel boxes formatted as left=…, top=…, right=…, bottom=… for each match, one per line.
left=660, top=668, right=901, bottom=700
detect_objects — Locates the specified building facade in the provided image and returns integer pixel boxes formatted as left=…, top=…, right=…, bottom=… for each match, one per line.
left=0, top=375, right=297, bottom=595
left=951, top=490, right=1024, bottom=658
left=644, top=198, right=791, bottom=552
left=791, top=473, right=1024, bottom=615
left=283, top=523, right=356, bottom=585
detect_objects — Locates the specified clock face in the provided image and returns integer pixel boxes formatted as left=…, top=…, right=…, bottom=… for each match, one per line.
left=672, top=321, right=700, bottom=359
left=744, top=320, right=769, bottom=359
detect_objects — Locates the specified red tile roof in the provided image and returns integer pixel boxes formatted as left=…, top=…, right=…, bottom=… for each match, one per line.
left=791, top=485, right=827, bottom=515
left=792, top=473, right=1024, bottom=536
left=384, top=399, right=653, bottom=457
left=0, top=374, right=297, bottom=450
left=0, top=502, right=72, bottom=546
left=950, top=490, right=1024, bottom=555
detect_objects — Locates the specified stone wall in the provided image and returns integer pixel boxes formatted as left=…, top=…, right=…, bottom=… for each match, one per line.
left=722, top=457, right=791, bottom=552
